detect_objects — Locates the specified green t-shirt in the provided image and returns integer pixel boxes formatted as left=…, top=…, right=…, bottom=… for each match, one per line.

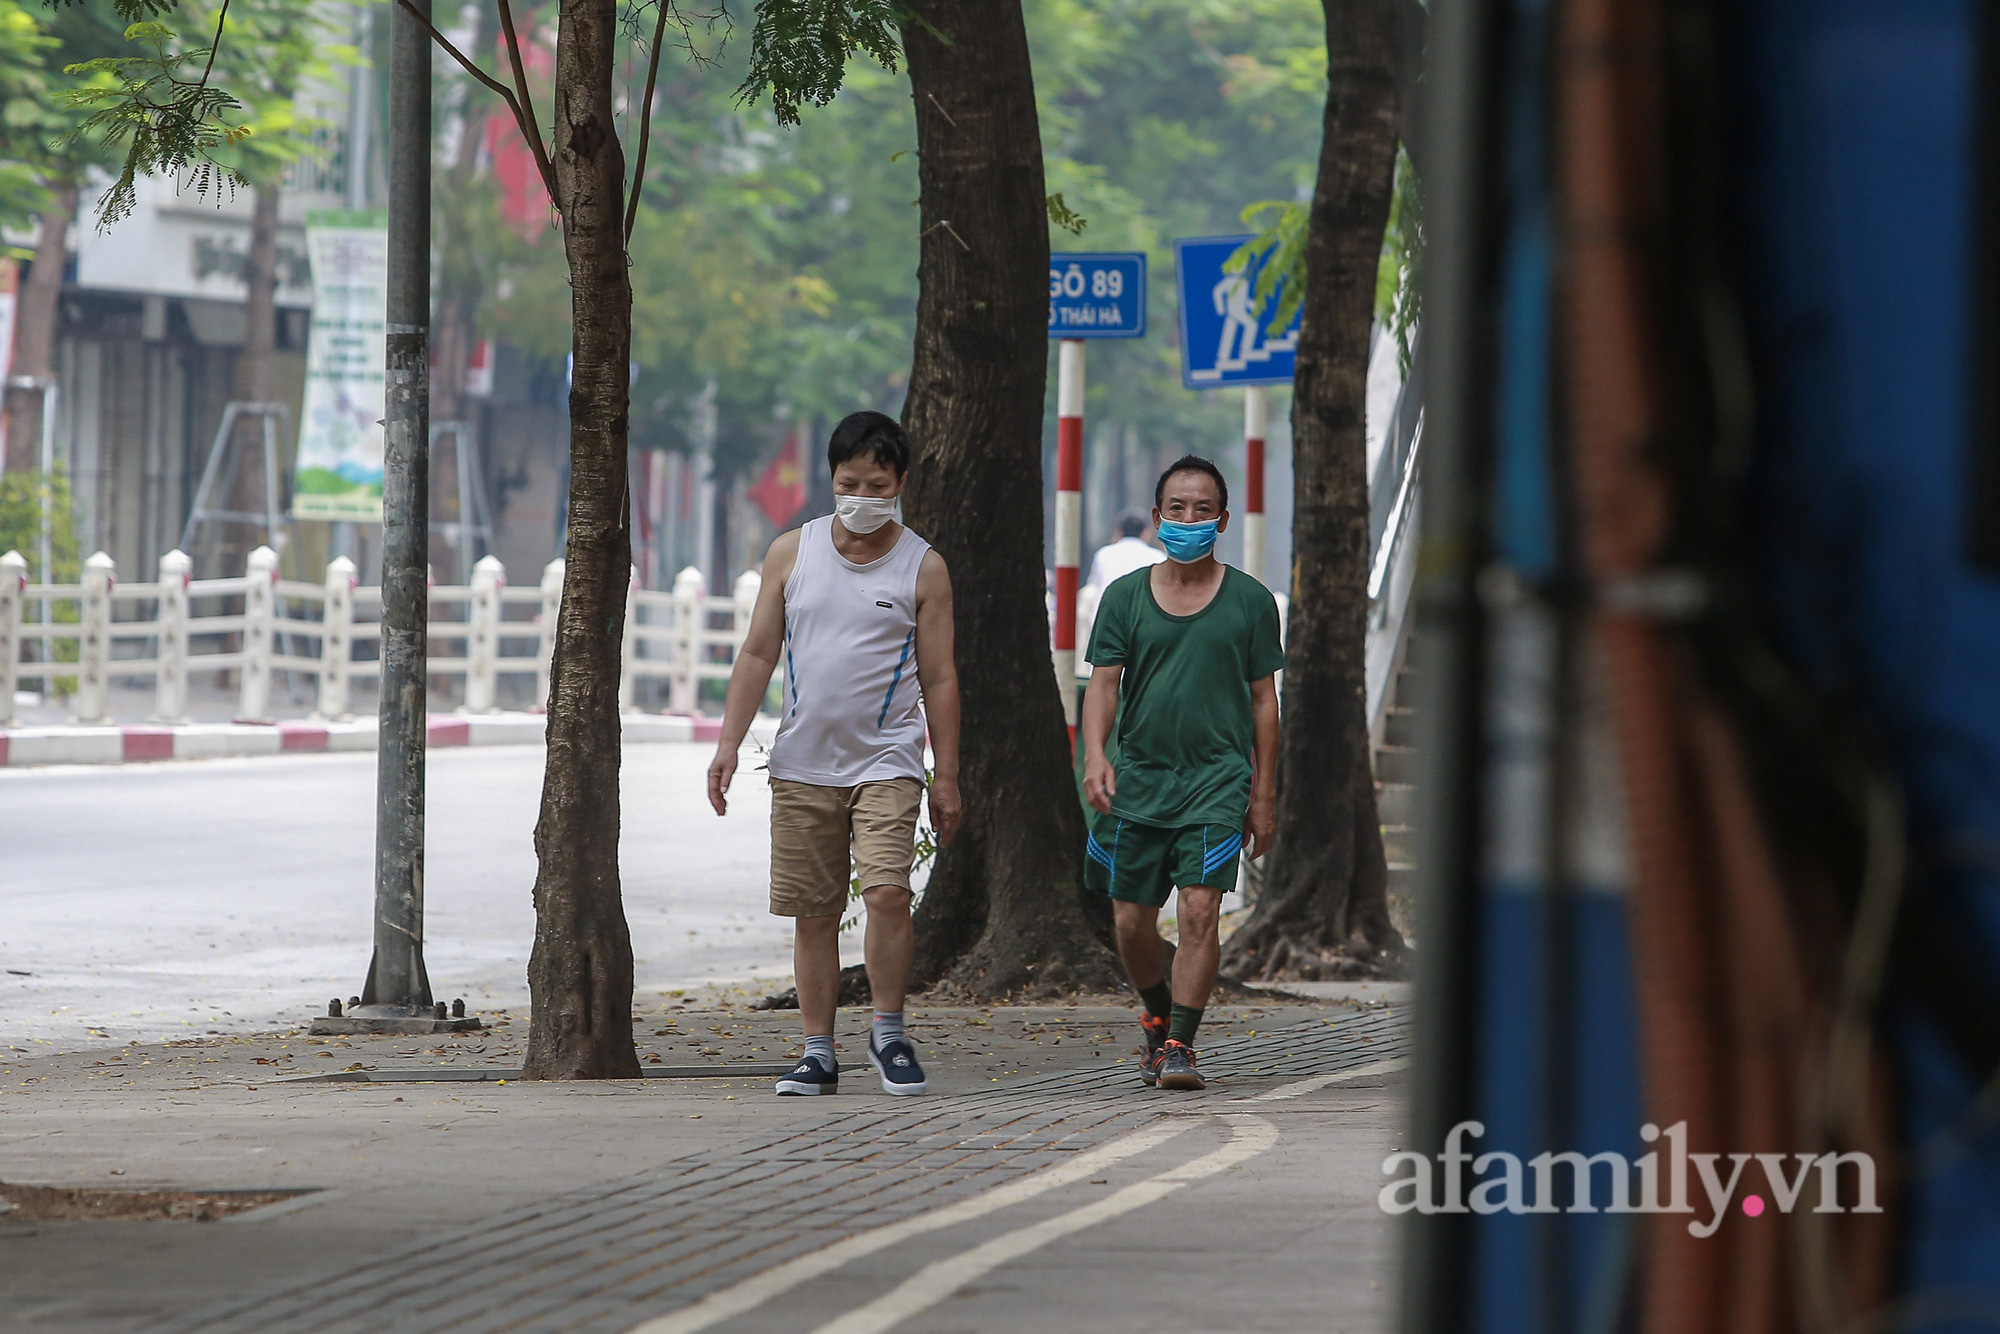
left=1087, top=564, right=1285, bottom=828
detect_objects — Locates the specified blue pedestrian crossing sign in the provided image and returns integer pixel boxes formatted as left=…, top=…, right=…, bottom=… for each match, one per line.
left=1048, top=252, right=1147, bottom=339
left=1174, top=235, right=1300, bottom=388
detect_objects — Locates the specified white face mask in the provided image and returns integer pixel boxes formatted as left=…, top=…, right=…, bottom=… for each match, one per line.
left=834, top=494, right=899, bottom=535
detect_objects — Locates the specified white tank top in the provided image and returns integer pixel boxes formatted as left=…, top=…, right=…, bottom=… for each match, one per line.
left=768, top=516, right=931, bottom=786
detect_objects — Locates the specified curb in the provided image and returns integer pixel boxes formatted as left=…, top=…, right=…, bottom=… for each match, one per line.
left=0, top=711, right=758, bottom=769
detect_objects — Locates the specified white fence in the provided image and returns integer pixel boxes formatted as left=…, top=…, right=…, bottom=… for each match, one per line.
left=0, top=547, right=760, bottom=727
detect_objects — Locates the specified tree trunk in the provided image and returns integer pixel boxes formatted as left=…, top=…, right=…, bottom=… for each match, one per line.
left=4, top=182, right=76, bottom=474
left=521, top=0, right=641, bottom=1080
left=899, top=0, right=1121, bottom=998
left=237, top=184, right=281, bottom=403
left=1221, top=0, right=1407, bottom=982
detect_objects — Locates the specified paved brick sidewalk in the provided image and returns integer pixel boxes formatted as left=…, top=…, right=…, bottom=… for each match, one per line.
left=145, top=1008, right=1407, bottom=1334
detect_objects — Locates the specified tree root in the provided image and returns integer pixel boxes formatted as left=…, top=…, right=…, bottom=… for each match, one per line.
left=752, top=963, right=873, bottom=1011
left=1225, top=932, right=1409, bottom=984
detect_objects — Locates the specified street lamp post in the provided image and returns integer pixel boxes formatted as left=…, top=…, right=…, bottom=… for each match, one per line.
left=314, top=0, right=476, bottom=1037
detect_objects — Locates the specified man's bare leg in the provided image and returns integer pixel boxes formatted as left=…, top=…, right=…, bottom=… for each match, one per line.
left=1112, top=899, right=1167, bottom=990
left=860, top=884, right=913, bottom=1013
left=1171, top=885, right=1224, bottom=1010
left=794, top=912, right=842, bottom=1047
left=861, top=883, right=926, bottom=1092
left=1150, top=885, right=1224, bottom=1091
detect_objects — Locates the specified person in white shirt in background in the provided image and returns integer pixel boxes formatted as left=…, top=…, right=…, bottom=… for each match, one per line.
left=1086, top=510, right=1166, bottom=592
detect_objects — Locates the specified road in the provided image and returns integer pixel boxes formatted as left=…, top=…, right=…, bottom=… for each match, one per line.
left=0, top=744, right=844, bottom=1048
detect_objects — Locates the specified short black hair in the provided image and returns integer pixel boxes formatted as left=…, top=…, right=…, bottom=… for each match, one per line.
left=827, top=411, right=910, bottom=477
left=1155, top=454, right=1228, bottom=512
left=1116, top=509, right=1148, bottom=538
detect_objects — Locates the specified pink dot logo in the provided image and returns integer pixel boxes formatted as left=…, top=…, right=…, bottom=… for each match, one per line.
left=1743, top=1195, right=1766, bottom=1217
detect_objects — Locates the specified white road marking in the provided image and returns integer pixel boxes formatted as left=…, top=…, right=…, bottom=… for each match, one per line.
left=808, top=1115, right=1281, bottom=1334
left=623, top=1120, right=1189, bottom=1334
left=1236, top=1056, right=1409, bottom=1103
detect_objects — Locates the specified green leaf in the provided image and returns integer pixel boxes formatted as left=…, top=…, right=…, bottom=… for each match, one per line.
left=1046, top=190, right=1088, bottom=235
left=1226, top=198, right=1308, bottom=338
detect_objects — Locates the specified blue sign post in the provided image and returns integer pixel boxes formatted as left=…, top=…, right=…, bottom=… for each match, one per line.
left=1173, top=235, right=1299, bottom=586
left=1173, top=235, right=1299, bottom=389
left=1048, top=252, right=1147, bottom=339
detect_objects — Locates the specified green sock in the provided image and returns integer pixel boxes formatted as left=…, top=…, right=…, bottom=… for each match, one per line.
left=1138, top=981, right=1173, bottom=1023
left=1168, top=1003, right=1204, bottom=1047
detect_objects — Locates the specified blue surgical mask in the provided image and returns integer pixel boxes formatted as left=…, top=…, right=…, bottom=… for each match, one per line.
left=1156, top=518, right=1219, bottom=563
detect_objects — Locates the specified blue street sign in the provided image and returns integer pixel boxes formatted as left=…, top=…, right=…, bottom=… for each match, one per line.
left=1048, top=252, right=1147, bottom=339
left=1174, top=235, right=1300, bottom=388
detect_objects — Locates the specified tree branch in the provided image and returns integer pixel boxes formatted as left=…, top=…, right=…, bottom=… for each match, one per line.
left=195, top=0, right=231, bottom=91
left=393, top=0, right=558, bottom=208
left=493, top=0, right=560, bottom=206
left=624, top=0, right=673, bottom=245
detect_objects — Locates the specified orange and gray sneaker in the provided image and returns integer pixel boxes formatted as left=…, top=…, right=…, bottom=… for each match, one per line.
left=1138, top=1013, right=1169, bottom=1087
left=1157, top=1039, right=1205, bottom=1091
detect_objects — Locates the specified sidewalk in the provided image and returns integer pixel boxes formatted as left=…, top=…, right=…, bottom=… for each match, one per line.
left=0, top=997, right=1407, bottom=1333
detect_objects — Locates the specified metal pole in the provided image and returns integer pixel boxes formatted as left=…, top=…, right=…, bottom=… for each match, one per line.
left=364, top=0, right=433, bottom=1013
left=1242, top=385, right=1267, bottom=586
left=1054, top=339, right=1084, bottom=737
left=346, top=6, right=373, bottom=211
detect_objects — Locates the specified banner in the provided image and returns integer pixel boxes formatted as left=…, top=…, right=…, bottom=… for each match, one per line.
left=293, top=210, right=388, bottom=522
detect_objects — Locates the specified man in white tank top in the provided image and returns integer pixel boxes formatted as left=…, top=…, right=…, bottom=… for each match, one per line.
left=709, top=412, right=962, bottom=1097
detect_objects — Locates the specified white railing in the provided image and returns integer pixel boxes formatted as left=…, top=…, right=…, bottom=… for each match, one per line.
left=0, top=546, right=763, bottom=728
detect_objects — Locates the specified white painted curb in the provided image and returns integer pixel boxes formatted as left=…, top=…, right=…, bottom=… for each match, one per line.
left=0, top=711, right=777, bottom=768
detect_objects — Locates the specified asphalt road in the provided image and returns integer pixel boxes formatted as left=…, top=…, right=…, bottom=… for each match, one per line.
left=0, top=744, right=831, bottom=1048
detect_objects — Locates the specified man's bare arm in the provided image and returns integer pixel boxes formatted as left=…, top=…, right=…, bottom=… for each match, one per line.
left=1081, top=665, right=1122, bottom=815
left=914, top=549, right=962, bottom=846
left=707, top=531, right=797, bottom=816
left=1246, top=673, right=1279, bottom=858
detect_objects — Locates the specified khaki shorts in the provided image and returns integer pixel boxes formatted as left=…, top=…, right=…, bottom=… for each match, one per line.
left=769, top=776, right=925, bottom=917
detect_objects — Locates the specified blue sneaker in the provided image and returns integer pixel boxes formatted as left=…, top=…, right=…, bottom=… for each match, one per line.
left=867, top=1035, right=928, bottom=1096
left=775, top=1054, right=838, bottom=1096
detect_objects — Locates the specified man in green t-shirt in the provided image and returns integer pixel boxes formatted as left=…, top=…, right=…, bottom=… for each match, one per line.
left=1081, top=454, right=1284, bottom=1091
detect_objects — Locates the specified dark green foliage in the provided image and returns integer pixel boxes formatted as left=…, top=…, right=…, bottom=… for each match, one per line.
left=45, top=0, right=180, bottom=18
left=735, top=0, right=903, bottom=126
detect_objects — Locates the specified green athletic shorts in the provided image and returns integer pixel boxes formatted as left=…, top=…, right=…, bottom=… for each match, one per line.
left=1084, top=818, right=1243, bottom=907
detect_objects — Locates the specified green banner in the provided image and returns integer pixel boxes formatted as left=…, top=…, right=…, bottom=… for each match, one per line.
left=293, top=215, right=388, bottom=522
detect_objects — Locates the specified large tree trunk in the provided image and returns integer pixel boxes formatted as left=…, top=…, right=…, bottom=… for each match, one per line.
left=4, top=182, right=76, bottom=475
left=521, top=0, right=641, bottom=1080
left=1222, top=0, right=1406, bottom=981
left=237, top=184, right=280, bottom=403
left=898, top=0, right=1121, bottom=998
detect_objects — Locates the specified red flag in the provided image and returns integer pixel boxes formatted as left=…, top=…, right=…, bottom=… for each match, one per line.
left=482, top=29, right=554, bottom=238
left=748, top=429, right=809, bottom=529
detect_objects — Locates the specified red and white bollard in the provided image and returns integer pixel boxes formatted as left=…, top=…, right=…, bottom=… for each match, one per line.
left=1243, top=385, right=1268, bottom=587
left=1054, top=339, right=1085, bottom=734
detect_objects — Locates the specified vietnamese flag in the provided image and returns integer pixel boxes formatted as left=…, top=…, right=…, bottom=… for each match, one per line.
left=749, top=428, right=809, bottom=528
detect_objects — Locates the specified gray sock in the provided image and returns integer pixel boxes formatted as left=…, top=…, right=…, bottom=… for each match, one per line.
left=872, top=1010, right=906, bottom=1050
left=804, top=1034, right=836, bottom=1071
